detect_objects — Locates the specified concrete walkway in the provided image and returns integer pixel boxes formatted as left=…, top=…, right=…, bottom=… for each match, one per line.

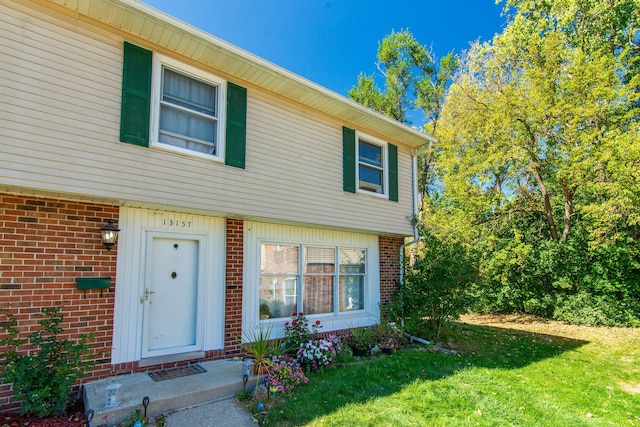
left=83, top=359, right=258, bottom=427
left=159, top=398, right=255, bottom=426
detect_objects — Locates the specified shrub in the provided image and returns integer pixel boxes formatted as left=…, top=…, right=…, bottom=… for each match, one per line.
left=297, top=336, right=340, bottom=370
left=283, top=312, right=321, bottom=353
left=400, top=233, right=477, bottom=340
left=264, top=354, right=308, bottom=393
left=1, top=306, right=94, bottom=417
left=344, top=327, right=375, bottom=357
left=371, top=323, right=407, bottom=351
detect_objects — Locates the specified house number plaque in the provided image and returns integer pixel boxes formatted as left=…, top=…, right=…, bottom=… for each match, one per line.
left=160, top=217, right=193, bottom=229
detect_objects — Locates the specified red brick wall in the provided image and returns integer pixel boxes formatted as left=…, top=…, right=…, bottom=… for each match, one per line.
left=379, top=236, right=403, bottom=306
left=0, top=194, right=118, bottom=412
left=224, top=218, right=244, bottom=356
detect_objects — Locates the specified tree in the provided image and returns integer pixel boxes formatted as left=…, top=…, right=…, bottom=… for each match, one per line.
left=430, top=0, right=640, bottom=324
left=347, top=29, right=459, bottom=199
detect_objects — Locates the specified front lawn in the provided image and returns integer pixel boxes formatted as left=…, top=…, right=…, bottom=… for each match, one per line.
left=256, top=315, right=640, bottom=426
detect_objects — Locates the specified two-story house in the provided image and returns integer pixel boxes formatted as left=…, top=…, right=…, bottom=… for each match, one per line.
left=0, top=0, right=435, bottom=412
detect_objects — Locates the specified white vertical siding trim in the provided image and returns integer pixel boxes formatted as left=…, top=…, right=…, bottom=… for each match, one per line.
left=112, top=207, right=225, bottom=364
left=242, top=221, right=380, bottom=341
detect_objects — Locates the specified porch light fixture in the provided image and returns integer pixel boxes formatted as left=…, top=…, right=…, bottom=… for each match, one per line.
left=100, top=219, right=120, bottom=251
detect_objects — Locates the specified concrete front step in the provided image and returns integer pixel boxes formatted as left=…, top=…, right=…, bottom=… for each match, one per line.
left=83, top=359, right=254, bottom=427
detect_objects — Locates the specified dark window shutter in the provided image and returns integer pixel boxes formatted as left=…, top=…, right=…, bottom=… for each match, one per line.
left=225, top=82, right=247, bottom=169
left=343, top=126, right=356, bottom=193
left=388, top=143, right=398, bottom=202
left=120, top=42, right=152, bottom=146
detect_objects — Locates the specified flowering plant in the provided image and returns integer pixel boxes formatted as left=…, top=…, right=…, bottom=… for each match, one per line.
left=264, top=354, right=308, bottom=393
left=297, top=335, right=341, bottom=371
left=345, top=327, right=374, bottom=356
left=284, top=312, right=321, bottom=352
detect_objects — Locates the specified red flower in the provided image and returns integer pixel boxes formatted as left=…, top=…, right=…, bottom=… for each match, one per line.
left=298, top=312, right=304, bottom=316
left=285, top=322, right=290, bottom=326
left=292, top=320, right=297, bottom=326
left=292, top=312, right=297, bottom=317
left=315, top=320, right=321, bottom=325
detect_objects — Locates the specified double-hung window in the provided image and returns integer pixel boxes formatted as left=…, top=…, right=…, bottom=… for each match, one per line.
left=342, top=126, right=398, bottom=201
left=358, top=138, right=385, bottom=194
left=259, top=244, right=366, bottom=319
left=152, top=56, right=226, bottom=160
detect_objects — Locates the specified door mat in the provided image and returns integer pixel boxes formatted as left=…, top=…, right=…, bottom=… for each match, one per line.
left=148, top=364, right=206, bottom=382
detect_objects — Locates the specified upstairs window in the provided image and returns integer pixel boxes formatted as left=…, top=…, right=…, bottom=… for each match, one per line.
left=120, top=42, right=247, bottom=168
left=358, top=139, right=385, bottom=194
left=342, top=126, right=398, bottom=201
left=152, top=56, right=226, bottom=160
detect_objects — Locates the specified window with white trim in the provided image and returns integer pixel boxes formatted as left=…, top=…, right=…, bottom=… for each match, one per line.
left=259, top=244, right=366, bottom=319
left=151, top=55, right=226, bottom=160
left=358, top=135, right=387, bottom=195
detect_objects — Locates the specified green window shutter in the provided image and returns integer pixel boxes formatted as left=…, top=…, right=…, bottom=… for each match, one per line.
left=343, top=126, right=356, bottom=193
left=120, top=42, right=152, bottom=146
left=388, top=143, right=398, bottom=202
left=225, top=82, right=247, bottom=169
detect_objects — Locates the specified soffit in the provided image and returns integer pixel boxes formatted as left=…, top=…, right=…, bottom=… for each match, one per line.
left=47, top=0, right=436, bottom=148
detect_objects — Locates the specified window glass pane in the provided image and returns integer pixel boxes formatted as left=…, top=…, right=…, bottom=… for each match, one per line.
left=359, top=165, right=383, bottom=193
left=159, top=106, right=216, bottom=151
left=359, top=141, right=382, bottom=167
left=259, top=276, right=297, bottom=319
left=159, top=67, right=219, bottom=156
left=339, top=275, right=364, bottom=311
left=304, top=247, right=335, bottom=274
left=163, top=68, right=217, bottom=116
left=339, top=249, right=365, bottom=274
left=261, top=245, right=299, bottom=275
left=303, top=276, right=333, bottom=315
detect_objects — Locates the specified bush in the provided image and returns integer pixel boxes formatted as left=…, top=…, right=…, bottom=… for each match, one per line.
left=371, top=323, right=407, bottom=351
left=265, top=354, right=308, bottom=393
left=283, top=312, right=321, bottom=353
left=400, top=234, right=477, bottom=340
left=297, top=336, right=340, bottom=370
left=344, top=327, right=375, bottom=357
left=1, top=306, right=94, bottom=417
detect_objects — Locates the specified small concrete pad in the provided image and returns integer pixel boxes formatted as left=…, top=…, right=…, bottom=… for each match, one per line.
left=83, top=360, right=254, bottom=427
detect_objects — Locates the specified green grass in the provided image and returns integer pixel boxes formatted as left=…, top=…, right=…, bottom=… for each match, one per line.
left=255, top=315, right=640, bottom=426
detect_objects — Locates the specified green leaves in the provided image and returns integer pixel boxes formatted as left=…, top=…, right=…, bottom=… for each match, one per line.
left=1, top=307, right=94, bottom=417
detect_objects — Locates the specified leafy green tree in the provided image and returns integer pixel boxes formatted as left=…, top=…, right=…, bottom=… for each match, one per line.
left=347, top=29, right=459, bottom=199
left=430, top=0, right=640, bottom=325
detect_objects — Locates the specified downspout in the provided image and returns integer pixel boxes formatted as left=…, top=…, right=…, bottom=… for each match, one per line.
left=398, top=140, right=432, bottom=345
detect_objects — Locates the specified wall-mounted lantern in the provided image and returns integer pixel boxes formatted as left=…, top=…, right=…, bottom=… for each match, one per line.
left=100, top=219, right=120, bottom=251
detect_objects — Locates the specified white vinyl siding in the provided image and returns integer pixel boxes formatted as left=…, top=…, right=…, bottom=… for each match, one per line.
left=0, top=1, right=415, bottom=236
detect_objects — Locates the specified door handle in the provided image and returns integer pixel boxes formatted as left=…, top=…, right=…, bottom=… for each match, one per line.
left=145, top=287, right=155, bottom=301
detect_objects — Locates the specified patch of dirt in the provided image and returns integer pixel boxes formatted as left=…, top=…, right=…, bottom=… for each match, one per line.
left=620, top=383, right=640, bottom=395
left=459, top=313, right=640, bottom=345
left=0, top=400, right=86, bottom=427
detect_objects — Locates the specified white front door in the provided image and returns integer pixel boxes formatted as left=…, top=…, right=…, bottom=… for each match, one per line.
left=142, top=234, right=203, bottom=358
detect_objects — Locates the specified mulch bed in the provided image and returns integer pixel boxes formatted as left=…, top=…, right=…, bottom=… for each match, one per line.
left=1, top=400, right=87, bottom=427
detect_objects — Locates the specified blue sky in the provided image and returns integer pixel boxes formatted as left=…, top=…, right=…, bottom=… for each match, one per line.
left=143, top=1, right=508, bottom=96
